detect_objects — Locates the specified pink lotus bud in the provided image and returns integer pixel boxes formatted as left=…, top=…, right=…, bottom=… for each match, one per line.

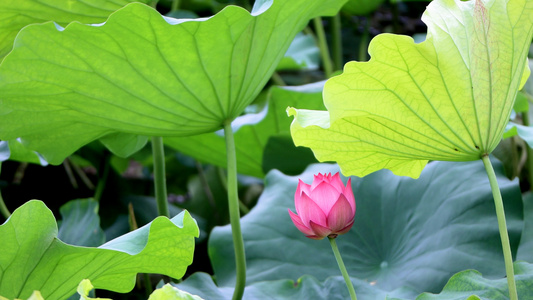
left=288, top=172, right=356, bottom=240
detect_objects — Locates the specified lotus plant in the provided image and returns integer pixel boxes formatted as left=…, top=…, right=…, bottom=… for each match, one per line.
left=289, top=172, right=357, bottom=299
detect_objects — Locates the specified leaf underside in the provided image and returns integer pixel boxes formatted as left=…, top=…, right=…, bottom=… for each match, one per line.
left=0, top=0, right=345, bottom=164
left=289, top=0, right=533, bottom=178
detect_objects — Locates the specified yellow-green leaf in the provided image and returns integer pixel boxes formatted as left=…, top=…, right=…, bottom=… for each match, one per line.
left=289, top=0, right=533, bottom=178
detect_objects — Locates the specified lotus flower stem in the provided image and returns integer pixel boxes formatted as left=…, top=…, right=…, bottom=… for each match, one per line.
left=481, top=155, right=517, bottom=300
left=329, top=237, right=357, bottom=300
left=151, top=136, right=170, bottom=218
left=224, top=120, right=247, bottom=300
left=313, top=17, right=334, bottom=78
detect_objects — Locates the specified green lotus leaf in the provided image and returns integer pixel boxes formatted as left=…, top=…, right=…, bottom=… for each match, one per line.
left=175, top=272, right=417, bottom=300
left=0, top=200, right=198, bottom=300
left=0, top=0, right=346, bottom=165
left=57, top=199, right=105, bottom=247
left=413, top=261, right=533, bottom=300
left=165, top=82, right=326, bottom=177
left=0, top=0, right=150, bottom=59
left=289, top=0, right=533, bottom=178
left=208, top=160, right=522, bottom=293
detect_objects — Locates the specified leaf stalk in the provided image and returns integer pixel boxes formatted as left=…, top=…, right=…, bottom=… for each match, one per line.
left=151, top=136, right=170, bottom=217
left=313, top=17, right=334, bottom=78
left=224, top=120, right=247, bottom=300
left=481, top=155, right=517, bottom=300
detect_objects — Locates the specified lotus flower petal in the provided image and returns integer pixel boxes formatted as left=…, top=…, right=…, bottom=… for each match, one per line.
left=342, top=178, right=356, bottom=214
left=309, top=181, right=342, bottom=215
left=309, top=220, right=332, bottom=240
left=297, top=192, right=327, bottom=228
left=288, top=209, right=315, bottom=236
left=327, top=194, right=355, bottom=232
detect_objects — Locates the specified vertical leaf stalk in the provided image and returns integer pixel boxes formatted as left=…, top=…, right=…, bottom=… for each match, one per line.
left=331, top=14, right=343, bottom=71
left=329, top=237, right=357, bottom=300
left=224, top=120, right=247, bottom=300
left=151, top=136, right=170, bottom=218
left=313, top=17, right=334, bottom=78
left=0, top=163, right=10, bottom=219
left=481, top=155, right=517, bottom=300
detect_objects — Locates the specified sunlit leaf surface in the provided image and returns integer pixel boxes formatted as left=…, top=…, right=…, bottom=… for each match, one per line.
left=0, top=0, right=345, bottom=164
left=289, top=0, right=533, bottom=178
left=0, top=0, right=150, bottom=59
left=0, top=200, right=198, bottom=300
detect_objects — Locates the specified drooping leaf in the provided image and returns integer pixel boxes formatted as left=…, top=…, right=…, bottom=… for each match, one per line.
left=289, top=0, right=533, bottom=178
left=165, top=82, right=326, bottom=178
left=208, top=160, right=522, bottom=293
left=57, top=199, right=105, bottom=247
left=0, top=0, right=346, bottom=165
left=175, top=272, right=417, bottom=300
left=0, top=0, right=151, bottom=59
left=99, top=133, right=149, bottom=158
left=0, top=200, right=198, bottom=300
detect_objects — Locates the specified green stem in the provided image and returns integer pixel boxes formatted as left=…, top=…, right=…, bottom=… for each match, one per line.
left=481, top=155, right=517, bottom=300
left=0, top=163, right=9, bottom=219
left=331, top=14, right=343, bottom=71
left=171, top=0, right=180, bottom=12
left=151, top=136, right=169, bottom=218
left=271, top=72, right=286, bottom=86
left=313, top=17, right=334, bottom=78
left=329, top=237, right=357, bottom=300
left=224, top=120, right=247, bottom=300
left=358, top=17, right=370, bottom=62
left=216, top=167, right=251, bottom=215
left=93, top=153, right=111, bottom=202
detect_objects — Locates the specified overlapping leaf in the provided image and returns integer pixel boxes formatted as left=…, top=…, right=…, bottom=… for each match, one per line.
left=289, top=0, right=533, bottom=178
left=165, top=82, right=325, bottom=177
left=0, top=0, right=345, bottom=164
left=0, top=0, right=150, bottom=59
left=208, top=160, right=522, bottom=293
left=0, top=200, right=198, bottom=300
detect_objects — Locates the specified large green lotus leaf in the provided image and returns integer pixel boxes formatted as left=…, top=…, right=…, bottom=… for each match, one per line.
left=289, top=0, right=533, bottom=178
left=57, top=199, right=105, bottom=247
left=0, top=200, right=199, bottom=300
left=517, top=192, right=533, bottom=262
left=0, top=0, right=346, bottom=165
left=175, top=272, right=417, bottom=300
left=409, top=261, right=533, bottom=300
left=208, top=160, right=523, bottom=293
left=0, top=0, right=151, bottom=59
left=165, top=82, right=326, bottom=178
